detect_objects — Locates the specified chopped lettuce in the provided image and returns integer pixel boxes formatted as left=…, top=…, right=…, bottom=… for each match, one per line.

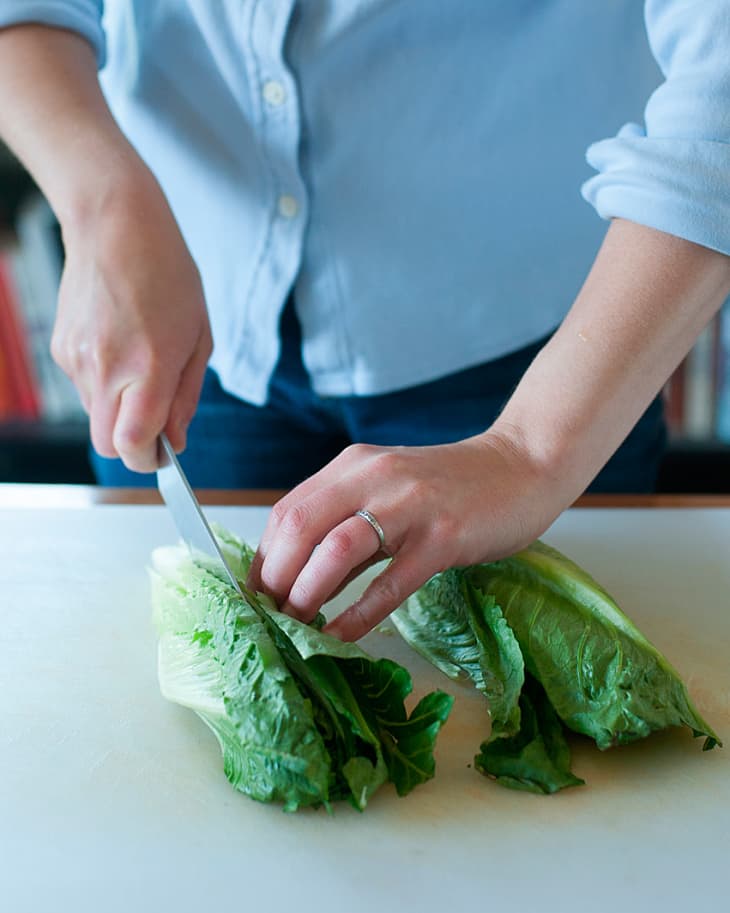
left=475, top=672, right=586, bottom=794
left=150, top=525, right=452, bottom=812
left=392, top=540, right=721, bottom=794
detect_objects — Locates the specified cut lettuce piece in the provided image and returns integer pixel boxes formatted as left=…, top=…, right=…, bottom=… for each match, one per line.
left=467, top=542, right=720, bottom=751
left=475, top=673, right=585, bottom=795
left=150, top=526, right=452, bottom=812
left=388, top=568, right=523, bottom=741
left=393, top=540, right=721, bottom=794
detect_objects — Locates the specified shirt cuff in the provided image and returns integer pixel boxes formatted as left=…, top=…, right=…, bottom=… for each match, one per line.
left=582, top=122, right=730, bottom=257
left=0, top=0, right=105, bottom=67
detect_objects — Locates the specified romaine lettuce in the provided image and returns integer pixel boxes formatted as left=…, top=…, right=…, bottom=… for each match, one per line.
left=150, top=524, right=453, bottom=812
left=392, top=540, right=721, bottom=794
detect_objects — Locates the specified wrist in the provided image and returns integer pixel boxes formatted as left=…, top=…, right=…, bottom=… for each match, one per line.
left=55, top=141, right=155, bottom=236
left=471, top=422, right=576, bottom=538
left=57, top=148, right=164, bottom=251
left=490, top=409, right=575, bottom=479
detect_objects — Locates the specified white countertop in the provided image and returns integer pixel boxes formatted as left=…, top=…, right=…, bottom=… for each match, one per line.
left=1, top=505, right=728, bottom=913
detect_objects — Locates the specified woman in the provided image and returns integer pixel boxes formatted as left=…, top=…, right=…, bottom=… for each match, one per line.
left=0, top=0, right=728, bottom=640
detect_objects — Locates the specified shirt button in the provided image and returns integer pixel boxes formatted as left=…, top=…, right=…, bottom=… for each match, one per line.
left=263, top=80, right=286, bottom=106
left=278, top=194, right=299, bottom=219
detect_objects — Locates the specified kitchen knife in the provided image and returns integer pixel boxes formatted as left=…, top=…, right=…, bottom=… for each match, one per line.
left=156, top=431, right=242, bottom=593
left=155, top=434, right=327, bottom=696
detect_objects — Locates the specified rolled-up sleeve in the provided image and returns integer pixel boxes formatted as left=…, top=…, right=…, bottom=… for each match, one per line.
left=0, top=1, right=105, bottom=66
left=582, top=0, right=730, bottom=256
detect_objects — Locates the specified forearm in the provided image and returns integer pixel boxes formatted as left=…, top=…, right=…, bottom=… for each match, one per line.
left=492, top=218, right=730, bottom=502
left=0, top=23, right=211, bottom=470
left=0, top=24, right=148, bottom=228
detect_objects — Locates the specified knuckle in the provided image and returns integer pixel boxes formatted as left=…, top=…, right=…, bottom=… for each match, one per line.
left=49, top=334, right=66, bottom=369
left=51, top=333, right=84, bottom=377
left=279, top=503, right=313, bottom=540
left=370, top=448, right=406, bottom=480
left=87, top=340, right=122, bottom=384
left=325, top=528, right=355, bottom=562
left=368, top=572, right=402, bottom=608
left=348, top=602, right=372, bottom=637
left=341, top=442, right=375, bottom=463
left=269, top=499, right=291, bottom=529
left=114, top=422, right=148, bottom=452
left=89, top=339, right=114, bottom=372
left=113, top=429, right=141, bottom=454
left=133, top=345, right=164, bottom=378
left=430, top=511, right=461, bottom=545
left=405, top=476, right=433, bottom=503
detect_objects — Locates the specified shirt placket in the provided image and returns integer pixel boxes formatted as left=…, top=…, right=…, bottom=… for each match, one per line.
left=244, top=0, right=308, bottom=380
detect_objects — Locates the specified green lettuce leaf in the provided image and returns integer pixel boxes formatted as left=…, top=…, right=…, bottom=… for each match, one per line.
left=475, top=673, right=585, bottom=794
left=467, top=541, right=720, bottom=751
left=393, top=540, right=721, bottom=794
left=389, top=568, right=523, bottom=741
left=150, top=525, right=452, bottom=812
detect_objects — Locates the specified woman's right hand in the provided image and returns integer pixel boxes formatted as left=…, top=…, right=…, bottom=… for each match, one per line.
left=52, top=164, right=213, bottom=472
left=0, top=24, right=212, bottom=472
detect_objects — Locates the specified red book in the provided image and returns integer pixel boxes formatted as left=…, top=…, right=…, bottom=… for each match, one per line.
left=0, top=250, right=41, bottom=419
left=0, top=337, right=15, bottom=418
left=663, top=360, right=685, bottom=439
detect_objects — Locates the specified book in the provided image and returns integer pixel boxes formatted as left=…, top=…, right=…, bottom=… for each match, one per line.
left=0, top=331, right=15, bottom=418
left=663, top=358, right=685, bottom=439
left=8, top=195, right=84, bottom=421
left=0, top=249, right=41, bottom=419
left=715, top=298, right=730, bottom=443
left=682, top=315, right=718, bottom=441
left=663, top=299, right=730, bottom=444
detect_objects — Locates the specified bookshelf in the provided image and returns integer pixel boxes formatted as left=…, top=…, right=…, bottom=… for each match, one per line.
left=1, top=148, right=729, bottom=490
left=0, top=145, right=92, bottom=483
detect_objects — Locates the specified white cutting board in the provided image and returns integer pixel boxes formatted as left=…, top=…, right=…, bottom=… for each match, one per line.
left=1, top=505, right=728, bottom=913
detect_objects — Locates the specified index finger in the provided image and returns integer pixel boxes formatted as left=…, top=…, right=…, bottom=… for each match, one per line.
left=246, top=469, right=356, bottom=594
left=323, top=547, right=431, bottom=641
left=113, top=375, right=176, bottom=472
left=247, top=486, right=356, bottom=603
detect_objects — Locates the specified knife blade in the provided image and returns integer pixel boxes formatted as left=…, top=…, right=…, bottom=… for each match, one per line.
left=156, top=432, right=243, bottom=593
left=155, top=434, right=328, bottom=699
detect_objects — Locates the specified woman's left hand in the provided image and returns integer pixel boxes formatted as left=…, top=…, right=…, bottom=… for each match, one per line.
left=246, top=430, right=564, bottom=641
left=248, top=219, right=730, bottom=641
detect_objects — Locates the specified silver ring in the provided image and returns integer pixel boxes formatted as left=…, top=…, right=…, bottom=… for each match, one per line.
left=354, top=508, right=389, bottom=554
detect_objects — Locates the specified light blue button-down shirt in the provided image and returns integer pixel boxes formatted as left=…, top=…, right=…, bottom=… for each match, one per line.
left=1, top=1, right=729, bottom=405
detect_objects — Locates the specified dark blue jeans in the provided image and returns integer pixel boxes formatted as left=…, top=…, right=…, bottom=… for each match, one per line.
left=92, top=299, right=667, bottom=492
